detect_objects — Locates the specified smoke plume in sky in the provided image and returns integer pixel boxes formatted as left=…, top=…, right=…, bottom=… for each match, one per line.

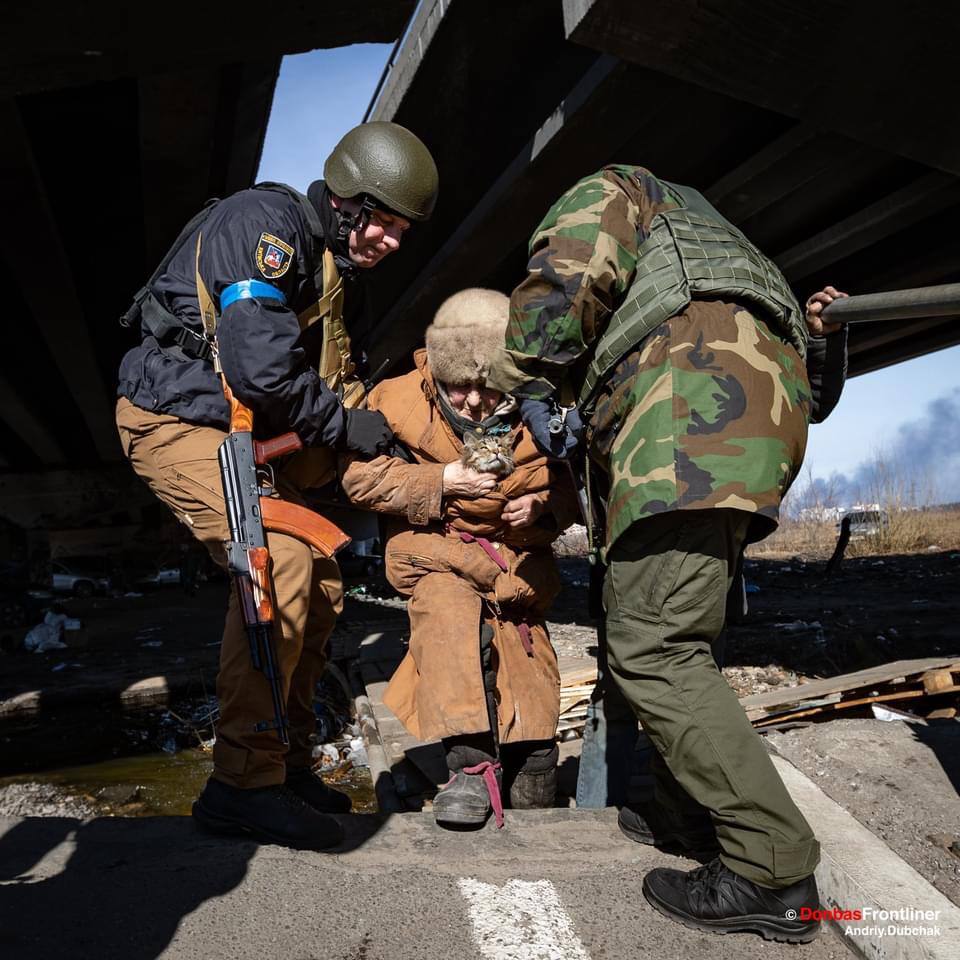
left=801, top=386, right=960, bottom=508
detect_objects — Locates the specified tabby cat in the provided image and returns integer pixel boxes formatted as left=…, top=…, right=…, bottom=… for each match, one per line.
left=460, top=431, right=515, bottom=477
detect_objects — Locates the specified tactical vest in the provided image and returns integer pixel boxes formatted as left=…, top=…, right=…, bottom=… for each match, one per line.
left=578, top=180, right=807, bottom=410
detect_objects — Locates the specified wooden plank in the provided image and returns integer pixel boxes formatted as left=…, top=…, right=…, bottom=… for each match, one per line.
left=753, top=688, right=934, bottom=727
left=558, top=657, right=598, bottom=687
left=739, top=657, right=960, bottom=713
left=922, top=669, right=958, bottom=694
left=926, top=707, right=959, bottom=720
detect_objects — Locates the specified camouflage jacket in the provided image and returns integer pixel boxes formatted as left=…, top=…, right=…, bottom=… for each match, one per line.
left=486, top=165, right=811, bottom=555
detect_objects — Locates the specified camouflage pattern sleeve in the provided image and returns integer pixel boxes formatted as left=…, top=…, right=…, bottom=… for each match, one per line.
left=486, top=165, right=679, bottom=398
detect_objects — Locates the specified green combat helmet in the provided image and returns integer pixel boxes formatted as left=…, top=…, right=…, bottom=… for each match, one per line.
left=324, top=121, right=439, bottom=224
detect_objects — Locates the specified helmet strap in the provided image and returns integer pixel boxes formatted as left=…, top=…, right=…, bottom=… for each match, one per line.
left=336, top=195, right=377, bottom=241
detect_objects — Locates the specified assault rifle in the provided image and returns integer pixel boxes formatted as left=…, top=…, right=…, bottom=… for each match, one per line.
left=218, top=382, right=351, bottom=743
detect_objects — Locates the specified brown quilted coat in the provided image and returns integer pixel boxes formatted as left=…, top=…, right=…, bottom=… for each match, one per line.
left=341, top=349, right=578, bottom=743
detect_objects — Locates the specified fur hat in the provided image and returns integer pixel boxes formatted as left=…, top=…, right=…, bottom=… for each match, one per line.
left=425, top=288, right=508, bottom=386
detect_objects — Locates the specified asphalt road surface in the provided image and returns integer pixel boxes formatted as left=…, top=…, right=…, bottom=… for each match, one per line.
left=0, top=808, right=849, bottom=960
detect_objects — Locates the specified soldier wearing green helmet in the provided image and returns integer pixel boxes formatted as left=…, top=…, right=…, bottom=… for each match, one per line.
left=116, top=121, right=438, bottom=850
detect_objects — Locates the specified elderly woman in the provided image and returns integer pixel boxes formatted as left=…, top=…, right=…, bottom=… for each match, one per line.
left=342, top=288, right=577, bottom=827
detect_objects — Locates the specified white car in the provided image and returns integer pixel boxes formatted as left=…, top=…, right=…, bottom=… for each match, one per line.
left=50, top=559, right=112, bottom=598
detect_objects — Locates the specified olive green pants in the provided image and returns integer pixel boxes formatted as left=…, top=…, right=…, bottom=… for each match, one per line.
left=604, top=509, right=819, bottom=887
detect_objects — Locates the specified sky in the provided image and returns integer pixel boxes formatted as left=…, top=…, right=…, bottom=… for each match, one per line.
left=258, top=45, right=960, bottom=505
left=258, top=44, right=392, bottom=192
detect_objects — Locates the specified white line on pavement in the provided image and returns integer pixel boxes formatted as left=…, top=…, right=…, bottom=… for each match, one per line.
left=458, top=877, right=591, bottom=960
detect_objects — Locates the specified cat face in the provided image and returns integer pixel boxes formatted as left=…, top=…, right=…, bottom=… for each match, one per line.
left=461, top=431, right=515, bottom=477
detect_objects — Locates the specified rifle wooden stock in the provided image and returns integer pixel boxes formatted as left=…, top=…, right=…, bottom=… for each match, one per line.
left=220, top=376, right=350, bottom=558
left=260, top=497, right=351, bottom=558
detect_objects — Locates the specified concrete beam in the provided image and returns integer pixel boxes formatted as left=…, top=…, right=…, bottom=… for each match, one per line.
left=0, top=465, right=152, bottom=529
left=0, top=1, right=416, bottom=97
left=564, top=0, right=960, bottom=178
left=706, top=126, right=876, bottom=226
left=848, top=317, right=960, bottom=378
left=138, top=59, right=278, bottom=264
left=0, top=100, right=120, bottom=462
left=775, top=172, right=960, bottom=281
left=370, top=0, right=451, bottom=122
left=0, top=375, right=67, bottom=466
left=366, top=54, right=638, bottom=367
left=138, top=70, right=220, bottom=265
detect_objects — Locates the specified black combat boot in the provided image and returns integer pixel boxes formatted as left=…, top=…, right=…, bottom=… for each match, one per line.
left=618, top=800, right=720, bottom=860
left=502, top=741, right=558, bottom=809
left=192, top=777, right=343, bottom=850
left=643, top=857, right=821, bottom=943
left=286, top=767, right=352, bottom=814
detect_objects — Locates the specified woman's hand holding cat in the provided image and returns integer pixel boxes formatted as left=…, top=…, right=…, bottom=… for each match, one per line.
left=442, top=461, right=499, bottom=497
left=501, top=493, right=544, bottom=528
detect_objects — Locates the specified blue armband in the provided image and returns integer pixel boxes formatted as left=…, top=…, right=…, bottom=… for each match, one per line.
left=220, top=279, right=287, bottom=311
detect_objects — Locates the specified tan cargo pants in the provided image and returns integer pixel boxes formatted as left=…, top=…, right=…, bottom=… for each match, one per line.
left=116, top=398, right=343, bottom=788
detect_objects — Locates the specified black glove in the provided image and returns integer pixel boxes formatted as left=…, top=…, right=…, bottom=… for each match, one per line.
left=338, top=408, right=394, bottom=458
left=519, top=398, right=584, bottom=459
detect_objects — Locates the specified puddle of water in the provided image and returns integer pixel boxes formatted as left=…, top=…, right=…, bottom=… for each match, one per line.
left=0, top=751, right=377, bottom=816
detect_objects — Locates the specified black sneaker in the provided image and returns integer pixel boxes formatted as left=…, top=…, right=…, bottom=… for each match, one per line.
left=642, top=857, right=820, bottom=943
left=192, top=777, right=343, bottom=850
left=286, top=767, right=352, bottom=814
left=618, top=802, right=721, bottom=860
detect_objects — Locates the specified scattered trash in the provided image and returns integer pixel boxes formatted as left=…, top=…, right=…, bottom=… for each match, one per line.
left=743, top=657, right=960, bottom=727
left=346, top=584, right=368, bottom=596
left=348, top=737, right=369, bottom=768
left=774, top=620, right=823, bottom=632
left=745, top=582, right=760, bottom=594
left=871, top=703, right=925, bottom=723
left=140, top=640, right=163, bottom=648
left=123, top=591, right=144, bottom=598
left=317, top=743, right=340, bottom=771
left=24, top=622, right=67, bottom=653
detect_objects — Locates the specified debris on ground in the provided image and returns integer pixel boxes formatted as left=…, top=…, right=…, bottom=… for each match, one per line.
left=743, top=658, right=960, bottom=727
left=0, top=781, right=97, bottom=818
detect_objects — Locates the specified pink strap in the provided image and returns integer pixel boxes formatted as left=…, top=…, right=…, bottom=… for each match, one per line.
left=456, top=530, right=509, bottom=572
left=517, top=621, right=534, bottom=656
left=463, top=760, right=504, bottom=828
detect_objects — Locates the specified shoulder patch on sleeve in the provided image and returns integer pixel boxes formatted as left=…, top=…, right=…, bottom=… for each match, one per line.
left=255, top=232, right=295, bottom=279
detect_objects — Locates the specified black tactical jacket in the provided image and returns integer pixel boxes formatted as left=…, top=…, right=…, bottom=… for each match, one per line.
left=118, top=181, right=367, bottom=445
left=807, top=326, right=848, bottom=424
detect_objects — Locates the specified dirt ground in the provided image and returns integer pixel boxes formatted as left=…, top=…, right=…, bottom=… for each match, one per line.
left=3, top=549, right=957, bottom=768
left=768, top=718, right=960, bottom=907
left=2, top=548, right=957, bottom=834
left=548, top=547, right=960, bottom=696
